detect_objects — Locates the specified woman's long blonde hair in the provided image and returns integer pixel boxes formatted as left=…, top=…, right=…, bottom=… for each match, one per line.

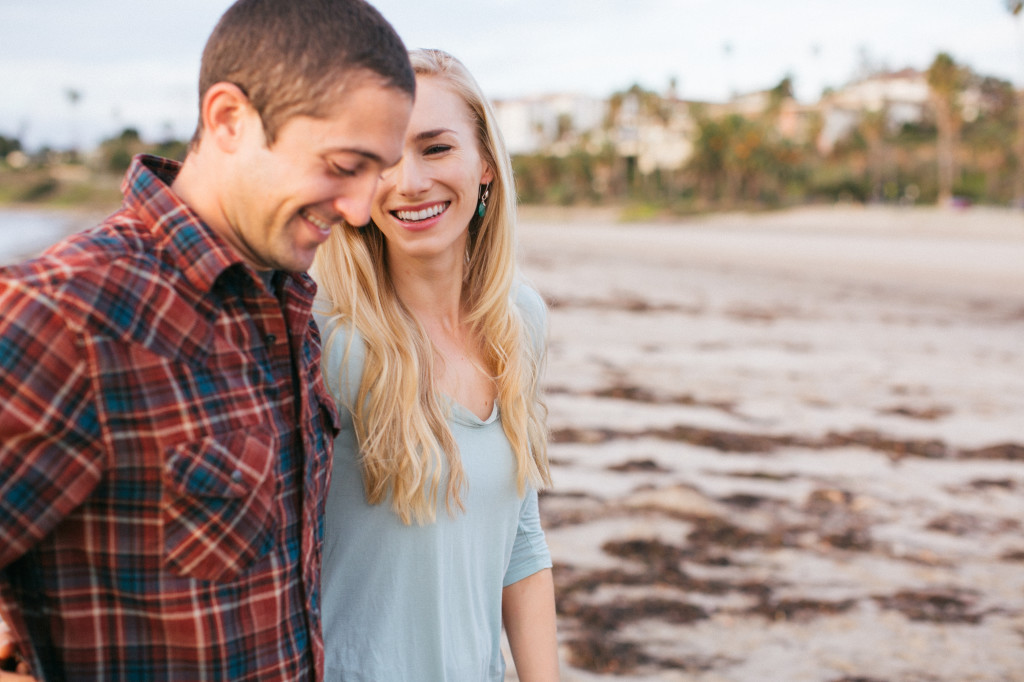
left=313, top=48, right=551, bottom=525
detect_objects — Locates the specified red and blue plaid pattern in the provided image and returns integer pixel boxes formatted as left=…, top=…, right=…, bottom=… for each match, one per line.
left=0, top=155, right=338, bottom=681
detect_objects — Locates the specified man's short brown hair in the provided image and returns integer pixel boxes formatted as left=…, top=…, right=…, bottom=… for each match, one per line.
left=192, top=0, right=414, bottom=147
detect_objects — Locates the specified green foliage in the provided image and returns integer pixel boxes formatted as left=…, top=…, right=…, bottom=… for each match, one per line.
left=974, top=76, right=1016, bottom=120
left=0, top=133, right=22, bottom=158
left=806, top=170, right=869, bottom=203
left=0, top=165, right=123, bottom=207
left=954, top=170, right=988, bottom=202
left=99, top=127, right=149, bottom=172
left=927, top=53, right=967, bottom=96
left=685, top=112, right=804, bottom=208
left=895, top=122, right=936, bottom=146
left=153, top=139, right=190, bottom=163
left=511, top=63, right=1021, bottom=211
left=512, top=144, right=616, bottom=206
left=6, top=51, right=1021, bottom=212
left=19, top=177, right=60, bottom=202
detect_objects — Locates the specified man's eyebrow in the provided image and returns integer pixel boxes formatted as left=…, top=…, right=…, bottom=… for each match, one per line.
left=323, top=145, right=396, bottom=164
left=336, top=147, right=386, bottom=163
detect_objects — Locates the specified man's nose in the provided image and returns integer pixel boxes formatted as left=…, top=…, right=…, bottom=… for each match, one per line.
left=392, top=156, right=430, bottom=197
left=332, top=175, right=379, bottom=228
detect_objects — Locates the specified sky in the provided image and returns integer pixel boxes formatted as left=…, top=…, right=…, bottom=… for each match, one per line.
left=2, top=0, right=1023, bottom=151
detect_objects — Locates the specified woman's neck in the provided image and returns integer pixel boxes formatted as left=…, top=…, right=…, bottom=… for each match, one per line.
left=388, top=250, right=466, bottom=329
left=387, top=247, right=494, bottom=419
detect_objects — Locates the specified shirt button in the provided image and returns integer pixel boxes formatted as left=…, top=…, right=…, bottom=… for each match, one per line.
left=231, top=470, right=244, bottom=483
left=266, top=334, right=277, bottom=345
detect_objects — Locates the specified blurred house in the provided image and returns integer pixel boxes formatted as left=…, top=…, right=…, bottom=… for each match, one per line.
left=493, top=88, right=695, bottom=172
left=706, top=87, right=819, bottom=144
left=491, top=66, right=1000, bottom=178
left=492, top=93, right=606, bottom=156
left=817, top=69, right=930, bottom=153
left=604, top=88, right=695, bottom=175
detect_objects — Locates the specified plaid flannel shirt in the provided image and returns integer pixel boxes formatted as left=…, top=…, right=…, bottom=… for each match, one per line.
left=0, top=155, right=338, bottom=681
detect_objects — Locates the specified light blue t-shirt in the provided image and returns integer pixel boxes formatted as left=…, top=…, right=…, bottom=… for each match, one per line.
left=315, top=284, right=553, bottom=682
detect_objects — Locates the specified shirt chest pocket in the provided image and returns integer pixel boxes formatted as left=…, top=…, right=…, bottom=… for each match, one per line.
left=162, top=427, right=279, bottom=582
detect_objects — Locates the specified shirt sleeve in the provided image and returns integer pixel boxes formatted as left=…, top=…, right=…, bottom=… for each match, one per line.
left=503, top=283, right=552, bottom=587
left=0, top=277, right=104, bottom=569
left=512, top=282, right=548, bottom=360
left=503, top=487, right=552, bottom=587
left=313, top=310, right=365, bottom=411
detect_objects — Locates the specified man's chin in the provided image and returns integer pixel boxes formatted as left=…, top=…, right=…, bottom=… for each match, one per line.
left=278, top=258, right=316, bottom=274
left=261, top=249, right=316, bottom=274
left=287, top=247, right=320, bottom=274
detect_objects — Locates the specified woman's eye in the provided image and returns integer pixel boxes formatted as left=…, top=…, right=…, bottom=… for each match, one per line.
left=331, top=164, right=357, bottom=177
left=425, top=144, right=451, bottom=155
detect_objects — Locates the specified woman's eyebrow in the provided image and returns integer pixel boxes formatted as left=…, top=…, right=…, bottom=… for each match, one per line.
left=414, top=128, right=455, bottom=142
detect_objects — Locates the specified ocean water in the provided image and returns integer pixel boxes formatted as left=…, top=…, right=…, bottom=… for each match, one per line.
left=0, top=208, right=92, bottom=265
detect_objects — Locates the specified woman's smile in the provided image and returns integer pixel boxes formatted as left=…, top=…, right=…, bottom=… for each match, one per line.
left=392, top=201, right=450, bottom=224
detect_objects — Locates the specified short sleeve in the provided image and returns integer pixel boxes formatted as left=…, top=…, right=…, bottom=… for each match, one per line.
left=502, top=487, right=552, bottom=587
left=512, top=282, right=548, bottom=359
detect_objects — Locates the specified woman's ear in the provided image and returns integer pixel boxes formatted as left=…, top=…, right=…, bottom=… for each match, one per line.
left=480, top=164, right=495, bottom=186
left=199, top=82, right=257, bottom=153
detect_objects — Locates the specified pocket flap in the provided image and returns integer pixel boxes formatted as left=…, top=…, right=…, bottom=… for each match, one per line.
left=164, top=427, right=276, bottom=498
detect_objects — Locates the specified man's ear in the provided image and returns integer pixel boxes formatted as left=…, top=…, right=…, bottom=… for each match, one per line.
left=200, top=82, right=257, bottom=153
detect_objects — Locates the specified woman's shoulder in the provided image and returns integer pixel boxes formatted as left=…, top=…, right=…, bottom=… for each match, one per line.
left=314, top=304, right=361, bottom=345
left=313, top=304, right=367, bottom=406
left=511, top=281, right=547, bottom=356
left=512, top=280, right=547, bottom=328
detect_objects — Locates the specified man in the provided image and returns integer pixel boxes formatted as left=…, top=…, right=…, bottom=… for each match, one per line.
left=0, top=0, right=413, bottom=679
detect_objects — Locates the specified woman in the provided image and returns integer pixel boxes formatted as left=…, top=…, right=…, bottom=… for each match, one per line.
left=312, top=49, right=559, bottom=681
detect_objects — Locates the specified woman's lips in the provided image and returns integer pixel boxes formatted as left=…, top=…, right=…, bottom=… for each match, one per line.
left=392, top=201, right=450, bottom=223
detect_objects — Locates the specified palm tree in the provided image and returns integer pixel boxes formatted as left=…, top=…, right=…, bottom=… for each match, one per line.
left=859, top=105, right=890, bottom=202
left=1007, top=0, right=1024, bottom=205
left=65, top=88, right=83, bottom=157
left=927, top=53, right=965, bottom=206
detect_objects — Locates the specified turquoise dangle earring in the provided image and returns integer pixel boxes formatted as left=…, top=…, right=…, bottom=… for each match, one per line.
left=477, top=184, right=491, bottom=218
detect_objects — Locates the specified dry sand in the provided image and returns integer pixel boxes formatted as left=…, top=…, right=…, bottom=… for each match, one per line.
left=515, top=205, right=1024, bottom=681
left=5, top=205, right=1024, bottom=680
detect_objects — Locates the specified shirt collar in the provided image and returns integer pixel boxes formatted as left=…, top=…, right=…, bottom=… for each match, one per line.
left=121, top=153, right=247, bottom=294
left=121, top=154, right=319, bottom=300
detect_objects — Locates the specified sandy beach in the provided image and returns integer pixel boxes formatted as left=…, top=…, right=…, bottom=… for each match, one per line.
left=516, top=205, right=1024, bottom=681
left=3, top=205, right=1024, bottom=680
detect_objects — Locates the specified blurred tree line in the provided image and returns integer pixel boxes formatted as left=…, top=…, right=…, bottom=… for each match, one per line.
left=512, top=53, right=1024, bottom=212
left=0, top=126, right=188, bottom=206
left=2, top=50, right=1021, bottom=212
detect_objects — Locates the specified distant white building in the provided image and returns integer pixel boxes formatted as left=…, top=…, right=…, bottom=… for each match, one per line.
left=492, top=64, right=993, bottom=174
left=831, top=69, right=930, bottom=115
left=493, top=88, right=697, bottom=173
left=818, top=69, right=930, bottom=153
left=492, top=93, right=606, bottom=156
left=607, top=91, right=694, bottom=173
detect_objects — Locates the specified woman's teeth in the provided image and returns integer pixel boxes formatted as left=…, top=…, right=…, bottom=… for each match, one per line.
left=395, top=203, right=448, bottom=222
